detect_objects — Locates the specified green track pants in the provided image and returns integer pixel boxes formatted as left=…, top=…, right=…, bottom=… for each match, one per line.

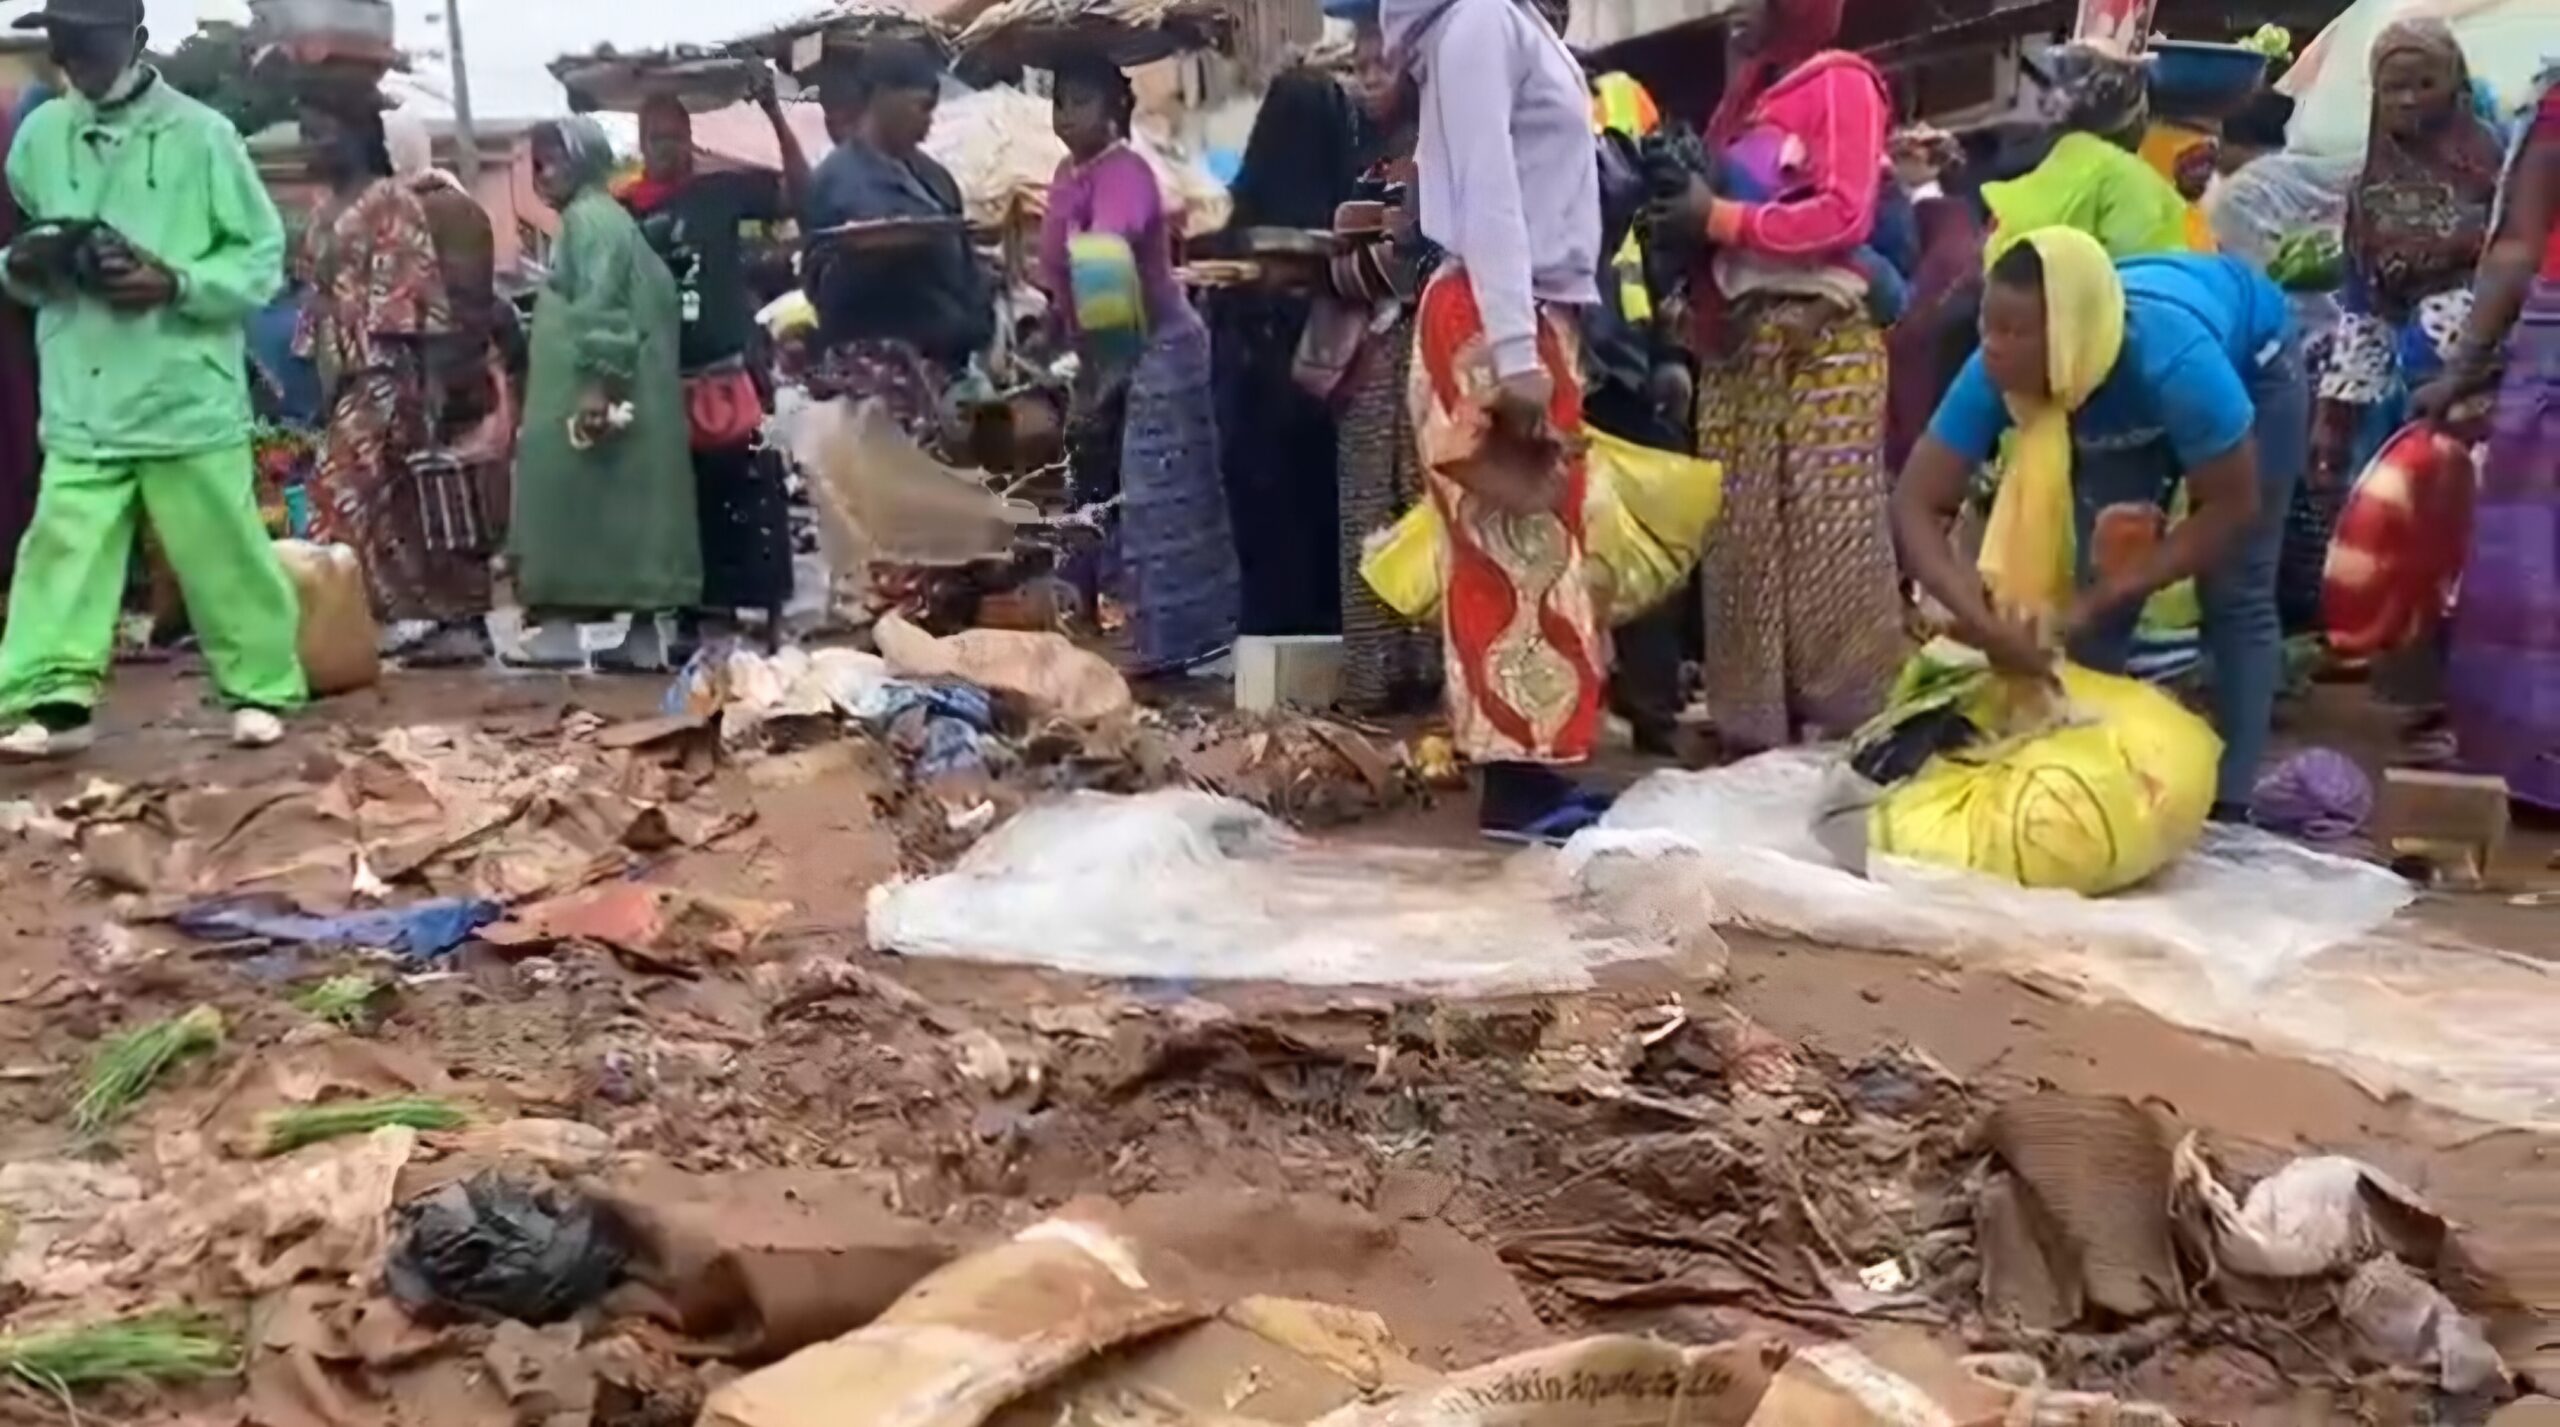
left=0, top=445, right=306, bottom=716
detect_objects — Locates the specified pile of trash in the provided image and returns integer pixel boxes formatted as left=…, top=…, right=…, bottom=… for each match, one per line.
left=668, top=618, right=1422, bottom=863
left=1975, top=1092, right=2510, bottom=1401
left=0, top=917, right=2532, bottom=1427
left=0, top=722, right=748, bottom=918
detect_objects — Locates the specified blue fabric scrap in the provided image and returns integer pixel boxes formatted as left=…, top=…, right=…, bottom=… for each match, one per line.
left=173, top=895, right=503, bottom=963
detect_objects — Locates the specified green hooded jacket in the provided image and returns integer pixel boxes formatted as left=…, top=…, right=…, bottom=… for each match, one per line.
left=2, top=70, right=285, bottom=461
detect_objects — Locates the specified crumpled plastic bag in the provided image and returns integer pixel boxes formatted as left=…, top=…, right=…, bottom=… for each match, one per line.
left=1849, top=641, right=2220, bottom=895
left=875, top=612, right=1132, bottom=725
left=2340, top=1256, right=2509, bottom=1395
left=1359, top=429, right=1724, bottom=627
left=2170, top=1134, right=2446, bottom=1280
left=386, top=1172, right=628, bottom=1325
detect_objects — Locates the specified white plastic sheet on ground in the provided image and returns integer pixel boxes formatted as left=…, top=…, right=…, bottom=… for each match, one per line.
left=867, top=790, right=1724, bottom=996
left=1594, top=751, right=2560, bottom=1130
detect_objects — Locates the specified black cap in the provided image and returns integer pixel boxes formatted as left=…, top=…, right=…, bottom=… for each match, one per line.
left=11, top=0, right=146, bottom=31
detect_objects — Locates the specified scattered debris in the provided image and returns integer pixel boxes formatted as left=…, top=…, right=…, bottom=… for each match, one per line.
left=72, top=1004, right=225, bottom=1136
left=2341, top=1256, right=2509, bottom=1395
left=1983, top=1093, right=2186, bottom=1322
left=875, top=611, right=1133, bottom=725
left=0, top=1128, right=417, bottom=1307
left=600, top=1166, right=954, bottom=1358
left=481, top=882, right=793, bottom=974
left=386, top=1173, right=629, bottom=1326
left=2171, top=1136, right=2447, bottom=1280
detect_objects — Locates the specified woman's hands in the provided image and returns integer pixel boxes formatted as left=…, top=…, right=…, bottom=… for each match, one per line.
left=1644, top=172, right=1718, bottom=256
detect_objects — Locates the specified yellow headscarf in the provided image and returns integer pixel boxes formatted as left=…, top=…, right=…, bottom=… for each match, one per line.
left=1977, top=227, right=2127, bottom=623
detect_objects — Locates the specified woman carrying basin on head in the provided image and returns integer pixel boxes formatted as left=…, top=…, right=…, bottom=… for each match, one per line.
left=1038, top=49, right=1238, bottom=678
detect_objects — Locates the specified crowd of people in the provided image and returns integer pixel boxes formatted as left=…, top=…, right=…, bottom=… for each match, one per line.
left=0, top=0, right=2554, bottom=850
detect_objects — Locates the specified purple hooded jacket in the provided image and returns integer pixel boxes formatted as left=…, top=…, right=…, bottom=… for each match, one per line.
left=1382, top=0, right=1600, bottom=379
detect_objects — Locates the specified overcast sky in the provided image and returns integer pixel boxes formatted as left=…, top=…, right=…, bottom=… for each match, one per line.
left=128, top=0, right=831, bottom=121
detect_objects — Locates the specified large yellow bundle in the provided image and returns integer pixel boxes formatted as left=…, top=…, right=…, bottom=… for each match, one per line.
left=1357, top=429, right=1723, bottom=627
left=1860, top=646, right=2219, bottom=895
left=1876, top=225, right=2215, bottom=895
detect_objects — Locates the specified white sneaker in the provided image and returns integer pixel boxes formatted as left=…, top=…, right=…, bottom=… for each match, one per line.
left=230, top=708, right=285, bottom=749
left=0, top=720, right=96, bottom=762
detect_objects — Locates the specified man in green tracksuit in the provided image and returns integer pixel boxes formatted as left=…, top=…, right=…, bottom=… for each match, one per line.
left=0, top=0, right=303, bottom=761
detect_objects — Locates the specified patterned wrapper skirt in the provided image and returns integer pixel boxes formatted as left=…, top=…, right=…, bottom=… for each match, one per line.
left=1337, top=307, right=1441, bottom=714
left=2448, top=281, right=2560, bottom=809
left=1117, top=319, right=1240, bottom=674
left=312, top=366, right=495, bottom=624
left=1410, top=268, right=1603, bottom=765
left=1696, top=295, right=1907, bottom=752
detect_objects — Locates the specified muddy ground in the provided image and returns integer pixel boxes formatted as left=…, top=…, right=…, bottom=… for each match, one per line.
left=1, top=662, right=2554, bottom=1426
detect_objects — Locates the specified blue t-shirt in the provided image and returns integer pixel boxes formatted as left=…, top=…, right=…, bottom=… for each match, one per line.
left=1929, top=254, right=2292, bottom=470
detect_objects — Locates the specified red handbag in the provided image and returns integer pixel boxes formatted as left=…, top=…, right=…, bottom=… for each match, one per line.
left=685, top=363, right=765, bottom=452
left=2324, top=421, right=2475, bottom=658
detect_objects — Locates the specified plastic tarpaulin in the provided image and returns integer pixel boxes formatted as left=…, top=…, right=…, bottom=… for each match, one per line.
left=2280, top=0, right=2560, bottom=159
left=866, top=790, right=1726, bottom=996
left=1591, top=752, right=2560, bottom=1129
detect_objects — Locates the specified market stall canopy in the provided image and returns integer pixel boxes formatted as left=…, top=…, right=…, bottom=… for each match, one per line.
left=955, top=0, right=1234, bottom=72
left=2278, top=0, right=2560, bottom=158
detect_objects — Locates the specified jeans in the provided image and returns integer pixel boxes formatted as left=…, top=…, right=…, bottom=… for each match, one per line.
left=2066, top=338, right=2307, bottom=808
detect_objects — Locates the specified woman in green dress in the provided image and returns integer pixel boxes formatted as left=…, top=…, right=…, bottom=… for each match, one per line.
left=510, top=117, right=700, bottom=671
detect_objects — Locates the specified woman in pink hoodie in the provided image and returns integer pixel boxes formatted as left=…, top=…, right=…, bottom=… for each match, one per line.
left=1657, top=0, right=1908, bottom=758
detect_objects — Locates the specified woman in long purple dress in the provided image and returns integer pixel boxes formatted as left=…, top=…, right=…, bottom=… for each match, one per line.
left=1038, top=52, right=1238, bottom=675
left=2422, top=67, right=2560, bottom=806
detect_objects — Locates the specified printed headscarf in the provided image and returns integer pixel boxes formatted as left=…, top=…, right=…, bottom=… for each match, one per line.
left=1705, top=0, right=1846, bottom=149
left=536, top=116, right=620, bottom=198
left=2348, top=18, right=2503, bottom=318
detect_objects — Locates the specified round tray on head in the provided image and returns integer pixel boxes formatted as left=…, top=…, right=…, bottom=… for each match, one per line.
left=807, top=214, right=973, bottom=252
left=955, top=0, right=1235, bottom=73
left=1240, top=227, right=1337, bottom=260
left=549, top=50, right=775, bottom=116
left=735, top=2, right=957, bottom=82
left=2146, top=40, right=2274, bottom=121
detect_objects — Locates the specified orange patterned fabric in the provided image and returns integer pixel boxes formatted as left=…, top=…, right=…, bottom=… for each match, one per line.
left=1409, top=268, right=1604, bottom=765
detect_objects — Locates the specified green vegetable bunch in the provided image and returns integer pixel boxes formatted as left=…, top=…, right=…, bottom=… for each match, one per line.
left=2237, top=24, right=2293, bottom=62
left=2268, top=228, right=2345, bottom=293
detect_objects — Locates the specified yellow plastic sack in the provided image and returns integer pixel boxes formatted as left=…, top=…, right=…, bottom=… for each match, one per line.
left=1866, top=654, right=2219, bottom=896
left=1357, top=429, right=1723, bottom=626
left=274, top=539, right=381, bottom=698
